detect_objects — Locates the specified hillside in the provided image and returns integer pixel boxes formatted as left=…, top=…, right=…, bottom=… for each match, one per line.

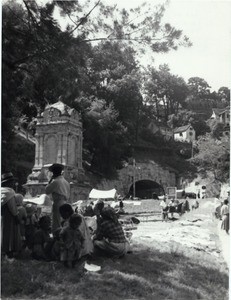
left=9, top=125, right=229, bottom=199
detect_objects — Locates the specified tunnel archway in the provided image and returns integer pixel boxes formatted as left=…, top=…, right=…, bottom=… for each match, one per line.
left=128, top=180, right=165, bottom=199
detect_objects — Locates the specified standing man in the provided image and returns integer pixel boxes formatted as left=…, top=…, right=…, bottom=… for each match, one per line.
left=45, top=163, right=70, bottom=233
left=159, top=197, right=168, bottom=221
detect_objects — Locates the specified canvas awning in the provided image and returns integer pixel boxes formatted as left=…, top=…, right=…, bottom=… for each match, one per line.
left=23, top=194, right=52, bottom=206
left=89, top=188, right=117, bottom=199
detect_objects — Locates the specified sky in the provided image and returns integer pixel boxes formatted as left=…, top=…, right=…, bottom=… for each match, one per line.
left=105, top=0, right=231, bottom=91
left=3, top=0, right=231, bottom=91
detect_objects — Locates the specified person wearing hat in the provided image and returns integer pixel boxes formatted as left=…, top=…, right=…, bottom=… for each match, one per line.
left=45, top=163, right=70, bottom=233
left=1, top=172, right=22, bottom=258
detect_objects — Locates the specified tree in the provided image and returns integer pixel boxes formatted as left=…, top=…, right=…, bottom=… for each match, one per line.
left=76, top=96, right=131, bottom=177
left=2, top=0, right=192, bottom=178
left=79, top=40, right=142, bottom=142
left=187, top=77, right=211, bottom=96
left=192, top=134, right=229, bottom=182
left=185, top=77, right=214, bottom=119
left=143, top=65, right=189, bottom=121
left=217, top=87, right=230, bottom=107
left=54, top=0, right=192, bottom=53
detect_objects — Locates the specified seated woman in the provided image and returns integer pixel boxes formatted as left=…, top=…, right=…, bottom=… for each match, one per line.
left=32, top=216, right=54, bottom=261
left=91, top=200, right=105, bottom=235
left=93, top=207, right=129, bottom=258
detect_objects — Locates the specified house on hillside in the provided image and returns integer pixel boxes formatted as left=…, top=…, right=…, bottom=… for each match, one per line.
left=174, top=124, right=195, bottom=143
left=148, top=120, right=173, bottom=141
left=210, top=107, right=230, bottom=125
left=207, top=106, right=230, bottom=137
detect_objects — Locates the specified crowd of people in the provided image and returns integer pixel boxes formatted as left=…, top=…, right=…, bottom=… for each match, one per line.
left=159, top=196, right=191, bottom=221
left=1, top=165, right=132, bottom=267
left=1, top=165, right=229, bottom=267
left=159, top=192, right=229, bottom=235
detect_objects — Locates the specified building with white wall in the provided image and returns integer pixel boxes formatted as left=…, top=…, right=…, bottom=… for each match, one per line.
left=174, top=124, right=195, bottom=143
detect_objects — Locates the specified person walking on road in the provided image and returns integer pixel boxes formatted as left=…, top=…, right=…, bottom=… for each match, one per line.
left=45, top=163, right=70, bottom=233
left=221, top=199, right=229, bottom=234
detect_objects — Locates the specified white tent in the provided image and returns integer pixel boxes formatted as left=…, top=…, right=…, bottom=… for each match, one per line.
left=23, top=194, right=52, bottom=206
left=89, top=188, right=117, bottom=199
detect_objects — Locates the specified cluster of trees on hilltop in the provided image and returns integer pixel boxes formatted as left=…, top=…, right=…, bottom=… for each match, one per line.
left=2, top=0, right=230, bottom=180
left=192, top=135, right=230, bottom=183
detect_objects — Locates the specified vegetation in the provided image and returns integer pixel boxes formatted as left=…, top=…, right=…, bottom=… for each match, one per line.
left=2, top=0, right=230, bottom=182
left=192, top=134, right=230, bottom=183
left=2, top=245, right=228, bottom=300
left=1, top=201, right=229, bottom=300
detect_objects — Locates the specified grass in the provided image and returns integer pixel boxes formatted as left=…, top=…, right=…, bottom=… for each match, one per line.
left=2, top=198, right=228, bottom=300
left=1, top=240, right=228, bottom=300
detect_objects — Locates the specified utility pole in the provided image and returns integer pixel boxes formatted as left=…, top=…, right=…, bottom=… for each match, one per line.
left=133, top=158, right=136, bottom=199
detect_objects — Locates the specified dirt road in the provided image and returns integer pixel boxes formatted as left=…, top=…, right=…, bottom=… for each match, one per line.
left=131, top=198, right=229, bottom=268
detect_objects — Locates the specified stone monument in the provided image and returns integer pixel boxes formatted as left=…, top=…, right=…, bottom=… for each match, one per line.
left=25, top=101, right=91, bottom=201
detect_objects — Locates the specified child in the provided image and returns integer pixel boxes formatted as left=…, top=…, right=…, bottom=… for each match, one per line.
left=59, top=203, right=74, bottom=227
left=25, top=204, right=38, bottom=249
left=32, top=215, right=53, bottom=260
left=15, top=194, right=27, bottom=246
left=50, top=203, right=75, bottom=260
left=83, top=202, right=94, bottom=217
left=60, top=214, right=84, bottom=268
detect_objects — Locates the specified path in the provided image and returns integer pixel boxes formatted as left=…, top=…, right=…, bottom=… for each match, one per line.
left=131, top=199, right=229, bottom=268
left=217, top=221, right=230, bottom=268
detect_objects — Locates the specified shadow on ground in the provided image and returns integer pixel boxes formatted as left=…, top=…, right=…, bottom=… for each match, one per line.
left=1, top=242, right=229, bottom=300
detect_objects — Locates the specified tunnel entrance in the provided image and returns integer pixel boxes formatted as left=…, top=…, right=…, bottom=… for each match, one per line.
left=128, top=180, right=165, bottom=199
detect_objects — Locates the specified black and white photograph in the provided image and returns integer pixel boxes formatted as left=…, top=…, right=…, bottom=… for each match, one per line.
left=1, top=0, right=230, bottom=299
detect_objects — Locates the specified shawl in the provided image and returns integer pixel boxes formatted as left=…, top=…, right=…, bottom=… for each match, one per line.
left=1, top=187, right=15, bottom=206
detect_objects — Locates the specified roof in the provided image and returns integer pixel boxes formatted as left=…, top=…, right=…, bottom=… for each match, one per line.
left=149, top=119, right=172, bottom=130
left=174, top=124, right=193, bottom=134
left=212, top=107, right=230, bottom=116
left=89, top=188, right=117, bottom=199
left=45, top=101, right=74, bottom=116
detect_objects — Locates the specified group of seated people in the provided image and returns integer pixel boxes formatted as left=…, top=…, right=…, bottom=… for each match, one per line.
left=159, top=197, right=191, bottom=221
left=27, top=200, right=131, bottom=268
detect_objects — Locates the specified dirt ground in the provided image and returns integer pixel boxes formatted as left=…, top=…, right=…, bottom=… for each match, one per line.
left=131, top=198, right=229, bottom=269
